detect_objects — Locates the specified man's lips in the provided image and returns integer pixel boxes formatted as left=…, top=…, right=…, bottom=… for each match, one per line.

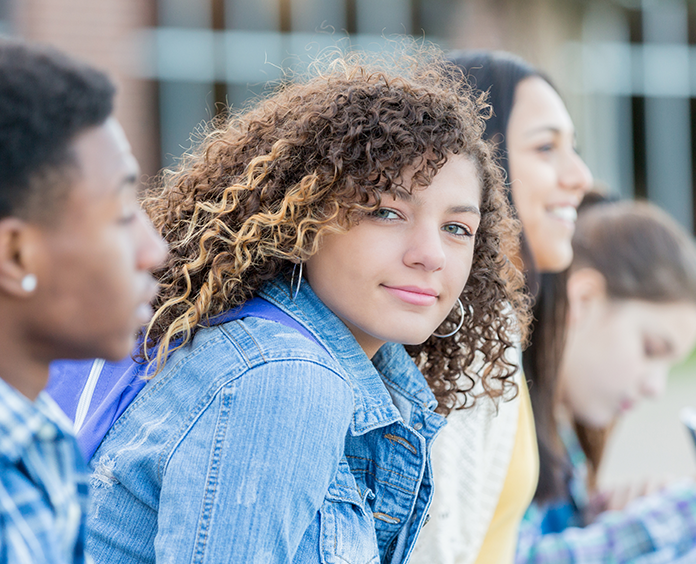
left=135, top=280, right=159, bottom=325
left=382, top=285, right=438, bottom=306
left=135, top=302, right=154, bottom=325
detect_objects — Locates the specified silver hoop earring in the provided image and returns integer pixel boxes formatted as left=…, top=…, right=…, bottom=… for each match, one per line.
left=433, top=298, right=464, bottom=338
left=21, top=274, right=37, bottom=293
left=290, top=262, right=303, bottom=300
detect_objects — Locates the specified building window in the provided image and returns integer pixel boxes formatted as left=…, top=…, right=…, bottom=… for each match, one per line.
left=152, top=0, right=444, bottom=167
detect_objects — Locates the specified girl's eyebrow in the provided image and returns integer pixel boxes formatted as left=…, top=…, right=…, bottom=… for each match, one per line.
left=392, top=186, right=414, bottom=201
left=524, top=125, right=561, bottom=137
left=391, top=187, right=480, bottom=216
left=449, top=204, right=480, bottom=216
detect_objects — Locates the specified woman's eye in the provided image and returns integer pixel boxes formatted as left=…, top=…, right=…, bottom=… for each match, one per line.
left=372, top=208, right=400, bottom=220
left=118, top=205, right=138, bottom=225
left=118, top=192, right=140, bottom=226
left=118, top=213, right=137, bottom=225
left=536, top=143, right=554, bottom=153
left=442, top=223, right=472, bottom=237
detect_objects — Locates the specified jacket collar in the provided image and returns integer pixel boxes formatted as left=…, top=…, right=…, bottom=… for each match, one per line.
left=259, top=277, right=439, bottom=435
left=372, top=342, right=440, bottom=413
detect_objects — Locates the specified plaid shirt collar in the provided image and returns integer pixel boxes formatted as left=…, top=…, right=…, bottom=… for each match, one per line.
left=0, top=377, right=72, bottom=463
left=557, top=421, right=590, bottom=511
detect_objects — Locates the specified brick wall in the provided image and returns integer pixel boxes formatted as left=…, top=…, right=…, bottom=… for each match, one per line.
left=447, top=0, right=584, bottom=78
left=16, top=0, right=161, bottom=178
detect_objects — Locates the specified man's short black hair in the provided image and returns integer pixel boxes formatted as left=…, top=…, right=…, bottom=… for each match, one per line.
left=0, top=38, right=116, bottom=220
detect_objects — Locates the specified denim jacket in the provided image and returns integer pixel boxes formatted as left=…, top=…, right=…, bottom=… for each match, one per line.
left=85, top=276, right=446, bottom=564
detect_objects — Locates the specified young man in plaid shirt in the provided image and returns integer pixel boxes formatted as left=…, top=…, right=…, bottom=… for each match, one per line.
left=0, top=39, right=166, bottom=563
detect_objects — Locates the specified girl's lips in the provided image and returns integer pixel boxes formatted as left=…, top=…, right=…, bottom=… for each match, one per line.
left=547, top=204, right=578, bottom=228
left=619, top=399, right=635, bottom=413
left=383, top=285, right=438, bottom=306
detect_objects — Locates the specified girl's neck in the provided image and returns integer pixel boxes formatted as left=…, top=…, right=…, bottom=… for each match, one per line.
left=554, top=392, right=575, bottom=429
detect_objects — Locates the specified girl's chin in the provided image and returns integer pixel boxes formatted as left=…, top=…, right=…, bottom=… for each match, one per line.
left=576, top=412, right=613, bottom=429
left=530, top=241, right=573, bottom=273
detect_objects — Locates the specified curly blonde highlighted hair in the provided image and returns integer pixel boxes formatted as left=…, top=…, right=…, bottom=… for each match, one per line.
left=142, top=46, right=530, bottom=415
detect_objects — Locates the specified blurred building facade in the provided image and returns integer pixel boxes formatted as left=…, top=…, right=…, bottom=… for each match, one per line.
left=5, top=0, right=696, bottom=232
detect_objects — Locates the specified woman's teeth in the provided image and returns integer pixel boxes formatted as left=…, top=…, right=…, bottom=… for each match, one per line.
left=549, top=206, right=577, bottom=223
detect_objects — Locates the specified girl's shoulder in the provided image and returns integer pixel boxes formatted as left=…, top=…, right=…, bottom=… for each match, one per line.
left=143, top=316, right=352, bottom=413
left=218, top=315, right=339, bottom=370
left=93, top=318, right=355, bottom=474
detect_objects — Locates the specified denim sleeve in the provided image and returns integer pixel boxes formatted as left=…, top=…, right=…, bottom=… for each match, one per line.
left=152, top=359, right=354, bottom=563
left=516, top=481, right=696, bottom=564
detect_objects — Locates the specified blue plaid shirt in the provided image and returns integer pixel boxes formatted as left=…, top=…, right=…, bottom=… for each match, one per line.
left=0, top=378, right=89, bottom=564
left=516, top=423, right=696, bottom=563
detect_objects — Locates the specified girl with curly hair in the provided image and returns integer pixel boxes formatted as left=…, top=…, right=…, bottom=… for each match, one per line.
left=48, top=48, right=528, bottom=563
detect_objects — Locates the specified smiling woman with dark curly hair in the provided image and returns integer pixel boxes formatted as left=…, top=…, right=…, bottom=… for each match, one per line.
left=49, top=47, right=529, bottom=563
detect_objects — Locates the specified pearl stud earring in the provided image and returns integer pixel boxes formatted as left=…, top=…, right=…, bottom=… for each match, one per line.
left=21, top=274, right=37, bottom=293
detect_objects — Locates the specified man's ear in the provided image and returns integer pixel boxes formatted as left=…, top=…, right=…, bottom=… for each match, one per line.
left=0, top=217, right=42, bottom=298
left=566, top=267, right=607, bottom=326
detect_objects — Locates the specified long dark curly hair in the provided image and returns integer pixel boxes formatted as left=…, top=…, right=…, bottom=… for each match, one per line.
left=141, top=47, right=530, bottom=416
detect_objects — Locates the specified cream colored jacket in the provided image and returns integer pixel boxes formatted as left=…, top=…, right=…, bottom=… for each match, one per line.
left=409, top=360, right=522, bottom=564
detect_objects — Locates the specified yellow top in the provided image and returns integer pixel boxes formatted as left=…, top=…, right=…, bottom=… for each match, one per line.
left=474, top=377, right=539, bottom=564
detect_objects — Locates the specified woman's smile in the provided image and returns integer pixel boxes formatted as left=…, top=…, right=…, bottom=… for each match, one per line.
left=546, top=202, right=579, bottom=229
left=506, top=76, right=593, bottom=272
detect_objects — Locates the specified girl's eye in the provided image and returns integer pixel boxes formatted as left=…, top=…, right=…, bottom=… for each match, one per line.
left=118, top=213, right=137, bottom=226
left=643, top=337, right=669, bottom=358
left=118, top=204, right=138, bottom=225
left=372, top=208, right=400, bottom=220
left=118, top=192, right=140, bottom=226
left=536, top=143, right=554, bottom=153
left=442, top=223, right=472, bottom=237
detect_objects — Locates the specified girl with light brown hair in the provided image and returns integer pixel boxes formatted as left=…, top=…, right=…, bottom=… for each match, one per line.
left=517, top=197, right=696, bottom=563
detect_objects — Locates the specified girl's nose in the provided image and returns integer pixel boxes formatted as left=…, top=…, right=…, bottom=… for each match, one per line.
left=403, top=224, right=446, bottom=272
left=559, top=149, right=593, bottom=195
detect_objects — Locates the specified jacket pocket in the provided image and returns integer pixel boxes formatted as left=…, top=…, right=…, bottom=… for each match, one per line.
left=319, top=459, right=380, bottom=564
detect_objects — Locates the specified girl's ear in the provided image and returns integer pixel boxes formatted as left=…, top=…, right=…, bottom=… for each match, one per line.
left=566, top=267, right=607, bottom=326
left=0, top=217, right=42, bottom=298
